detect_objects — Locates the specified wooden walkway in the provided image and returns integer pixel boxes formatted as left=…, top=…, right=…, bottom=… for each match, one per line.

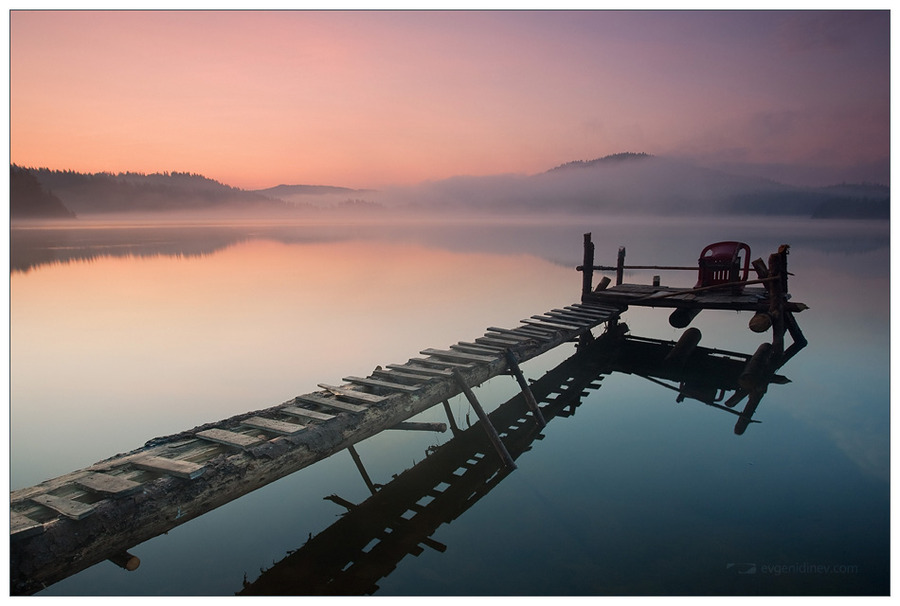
left=10, top=300, right=622, bottom=595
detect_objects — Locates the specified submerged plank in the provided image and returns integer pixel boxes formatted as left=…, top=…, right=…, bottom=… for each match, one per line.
left=75, top=472, right=143, bottom=497
left=132, top=456, right=205, bottom=480
left=31, top=494, right=96, bottom=521
left=196, top=428, right=265, bottom=449
left=242, top=417, right=306, bottom=436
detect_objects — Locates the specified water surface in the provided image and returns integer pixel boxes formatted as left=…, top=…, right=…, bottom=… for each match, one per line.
left=9, top=216, right=890, bottom=595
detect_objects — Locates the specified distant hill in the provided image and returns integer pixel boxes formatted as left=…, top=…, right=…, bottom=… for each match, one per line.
left=18, top=166, right=301, bottom=215
left=385, top=153, right=889, bottom=219
left=10, top=165, right=76, bottom=219
left=251, top=183, right=378, bottom=209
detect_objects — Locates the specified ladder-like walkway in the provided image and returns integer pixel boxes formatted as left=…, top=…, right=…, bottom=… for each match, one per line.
left=11, top=301, right=622, bottom=595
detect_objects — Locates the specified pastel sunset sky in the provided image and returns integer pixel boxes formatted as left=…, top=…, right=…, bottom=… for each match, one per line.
left=9, top=10, right=891, bottom=189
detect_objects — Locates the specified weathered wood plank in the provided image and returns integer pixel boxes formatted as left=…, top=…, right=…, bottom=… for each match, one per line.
left=132, top=456, right=205, bottom=480
left=387, top=363, right=454, bottom=377
left=75, top=472, right=143, bottom=497
left=31, top=494, right=96, bottom=521
left=11, top=511, right=44, bottom=540
left=527, top=315, right=583, bottom=330
left=281, top=405, right=336, bottom=421
left=405, top=357, right=475, bottom=369
left=295, top=393, right=367, bottom=413
left=342, top=376, right=422, bottom=393
left=420, top=348, right=497, bottom=364
left=372, top=368, right=434, bottom=383
left=484, top=327, right=535, bottom=341
left=196, top=428, right=265, bottom=449
left=520, top=318, right=576, bottom=331
left=452, top=342, right=504, bottom=354
left=242, top=417, right=306, bottom=436
left=475, top=335, right=522, bottom=347
left=318, top=384, right=389, bottom=404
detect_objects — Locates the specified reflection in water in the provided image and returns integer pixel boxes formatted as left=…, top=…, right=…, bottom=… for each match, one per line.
left=239, top=325, right=797, bottom=595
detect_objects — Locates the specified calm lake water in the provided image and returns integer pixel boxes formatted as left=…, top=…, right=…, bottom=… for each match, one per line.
left=9, top=215, right=890, bottom=595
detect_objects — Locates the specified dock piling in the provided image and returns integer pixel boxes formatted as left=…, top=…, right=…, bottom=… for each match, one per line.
left=451, top=370, right=517, bottom=470
left=504, top=349, right=546, bottom=428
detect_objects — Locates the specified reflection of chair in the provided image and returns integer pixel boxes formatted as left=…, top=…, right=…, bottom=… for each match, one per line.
left=696, top=242, right=751, bottom=292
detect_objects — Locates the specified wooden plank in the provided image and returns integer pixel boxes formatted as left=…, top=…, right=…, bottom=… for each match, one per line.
left=452, top=342, right=504, bottom=354
left=342, top=376, right=422, bottom=393
left=281, top=405, right=336, bottom=422
left=420, top=348, right=497, bottom=364
left=295, top=393, right=367, bottom=413
left=387, top=363, right=454, bottom=377
left=31, top=494, right=96, bottom=521
left=543, top=312, right=596, bottom=326
left=372, top=368, right=433, bottom=383
left=11, top=511, right=43, bottom=540
left=475, top=336, right=522, bottom=347
left=132, top=456, right=205, bottom=480
left=196, top=428, right=265, bottom=449
left=318, top=384, right=389, bottom=404
left=75, top=472, right=143, bottom=497
left=550, top=309, right=607, bottom=322
left=520, top=318, right=575, bottom=332
left=484, top=327, right=534, bottom=341
left=242, top=416, right=306, bottom=436
left=405, top=357, right=475, bottom=369
left=527, top=315, right=583, bottom=330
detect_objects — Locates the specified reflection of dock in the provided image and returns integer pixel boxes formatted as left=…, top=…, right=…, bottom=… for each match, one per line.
left=239, top=326, right=618, bottom=595
left=10, top=234, right=806, bottom=595
left=239, top=325, right=795, bottom=595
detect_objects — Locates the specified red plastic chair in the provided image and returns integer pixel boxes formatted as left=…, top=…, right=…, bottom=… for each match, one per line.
left=695, top=241, right=751, bottom=291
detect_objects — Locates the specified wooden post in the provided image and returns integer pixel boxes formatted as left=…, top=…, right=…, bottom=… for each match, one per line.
left=347, top=445, right=377, bottom=496
left=581, top=233, right=594, bottom=299
left=504, top=349, right=546, bottom=428
left=616, top=246, right=626, bottom=285
left=767, top=246, right=789, bottom=359
left=451, top=369, right=516, bottom=470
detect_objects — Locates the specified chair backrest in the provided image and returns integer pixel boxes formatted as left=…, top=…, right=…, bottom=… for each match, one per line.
left=696, top=241, right=751, bottom=289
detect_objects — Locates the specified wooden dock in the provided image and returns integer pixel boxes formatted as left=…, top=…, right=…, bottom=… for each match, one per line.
left=10, top=299, right=622, bottom=595
left=10, top=233, right=808, bottom=595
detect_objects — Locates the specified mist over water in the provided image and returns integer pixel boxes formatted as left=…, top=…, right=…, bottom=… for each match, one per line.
left=10, top=214, right=889, bottom=595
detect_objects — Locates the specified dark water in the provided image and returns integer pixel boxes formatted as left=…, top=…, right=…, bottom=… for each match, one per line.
left=10, top=215, right=890, bottom=595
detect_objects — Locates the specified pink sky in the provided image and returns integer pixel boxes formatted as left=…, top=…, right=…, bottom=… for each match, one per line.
left=9, top=10, right=891, bottom=189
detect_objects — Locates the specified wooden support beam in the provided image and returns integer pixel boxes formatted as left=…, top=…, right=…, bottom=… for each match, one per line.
left=388, top=421, right=447, bottom=433
left=108, top=551, right=141, bottom=572
left=451, top=369, right=516, bottom=470
left=504, top=349, right=546, bottom=428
